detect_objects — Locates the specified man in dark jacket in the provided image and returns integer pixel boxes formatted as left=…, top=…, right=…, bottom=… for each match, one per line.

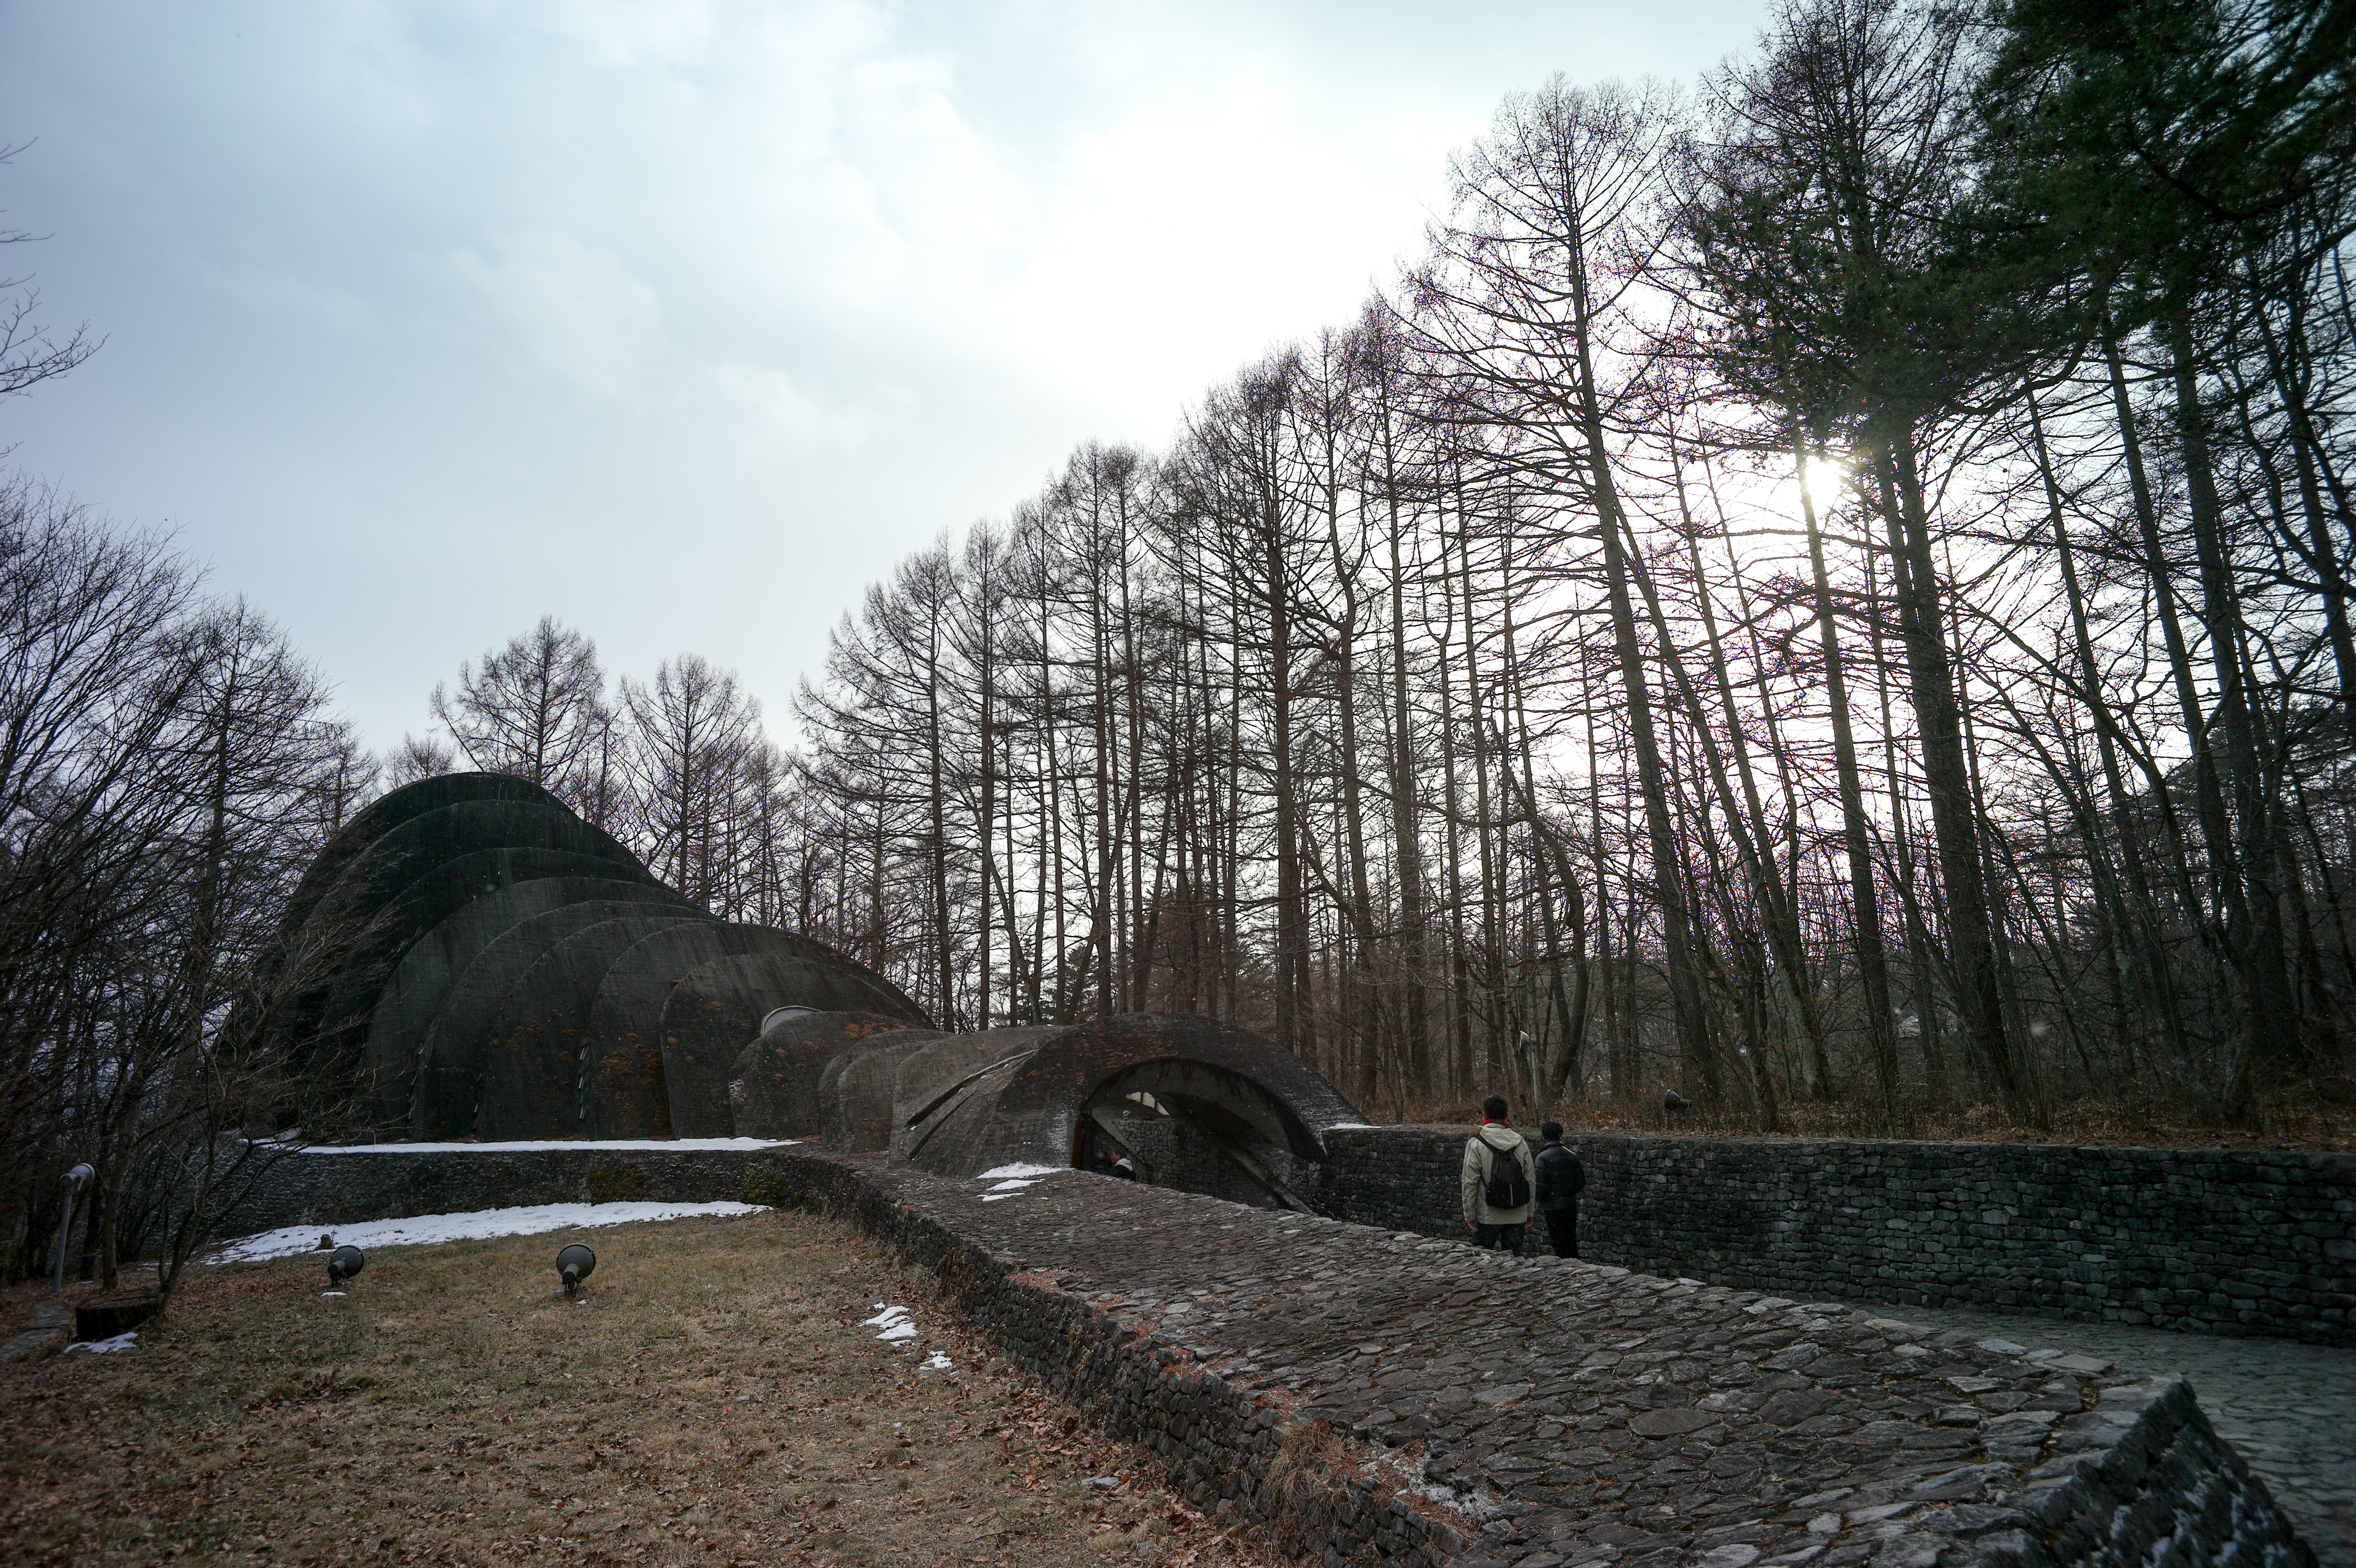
left=1533, top=1121, right=1584, bottom=1259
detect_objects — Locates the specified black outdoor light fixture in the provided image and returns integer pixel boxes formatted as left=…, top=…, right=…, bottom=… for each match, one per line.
left=556, top=1243, right=596, bottom=1298
left=326, top=1246, right=365, bottom=1291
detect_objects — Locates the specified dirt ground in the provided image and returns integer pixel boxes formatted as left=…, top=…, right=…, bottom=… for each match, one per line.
left=0, top=1209, right=1290, bottom=1568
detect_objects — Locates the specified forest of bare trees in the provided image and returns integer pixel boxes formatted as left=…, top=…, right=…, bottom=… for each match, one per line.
left=568, top=0, right=2351, bottom=1138
left=6, top=0, right=2352, bottom=1287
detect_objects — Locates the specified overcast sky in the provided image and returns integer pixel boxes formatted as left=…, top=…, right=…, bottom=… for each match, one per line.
left=2, top=0, right=1769, bottom=757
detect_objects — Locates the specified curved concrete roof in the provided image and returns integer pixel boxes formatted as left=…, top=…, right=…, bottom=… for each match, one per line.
left=893, top=1014, right=1365, bottom=1181
left=410, top=899, right=715, bottom=1138
left=262, top=770, right=942, bottom=1145
left=729, top=1012, right=947, bottom=1141
left=657, top=952, right=930, bottom=1137
left=359, top=875, right=694, bottom=1127
left=269, top=795, right=648, bottom=1064
left=271, top=773, right=554, bottom=952
left=476, top=913, right=722, bottom=1139
left=579, top=926, right=889, bottom=1139
left=810, top=1029, right=961, bottom=1151
left=321, top=849, right=668, bottom=1115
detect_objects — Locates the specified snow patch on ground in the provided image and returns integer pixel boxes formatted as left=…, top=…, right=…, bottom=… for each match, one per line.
left=67, top=1332, right=138, bottom=1354
left=301, top=1138, right=794, bottom=1155
left=921, top=1350, right=953, bottom=1372
left=977, top=1163, right=1063, bottom=1181
left=986, top=1178, right=1039, bottom=1192
left=213, top=1201, right=767, bottom=1263
left=862, top=1304, right=919, bottom=1343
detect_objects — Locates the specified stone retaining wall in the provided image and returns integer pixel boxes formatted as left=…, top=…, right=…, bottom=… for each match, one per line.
left=1316, top=1128, right=2356, bottom=1347
left=752, top=1149, right=2316, bottom=1568
left=216, top=1126, right=2356, bottom=1350
left=216, top=1143, right=785, bottom=1237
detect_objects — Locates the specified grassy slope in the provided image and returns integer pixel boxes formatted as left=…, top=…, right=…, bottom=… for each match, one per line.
left=0, top=1209, right=1283, bottom=1568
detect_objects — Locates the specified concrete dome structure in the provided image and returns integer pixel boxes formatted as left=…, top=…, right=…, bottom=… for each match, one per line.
left=265, top=774, right=928, bottom=1140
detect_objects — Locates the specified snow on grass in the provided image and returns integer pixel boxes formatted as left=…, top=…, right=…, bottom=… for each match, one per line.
left=66, top=1332, right=137, bottom=1354
left=976, top=1163, right=1063, bottom=1181
left=920, top=1350, right=953, bottom=1372
left=301, top=1138, right=794, bottom=1155
left=213, top=1201, right=767, bottom=1263
left=861, top=1304, right=919, bottom=1343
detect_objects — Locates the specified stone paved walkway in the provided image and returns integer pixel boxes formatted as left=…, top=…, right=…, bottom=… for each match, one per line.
left=837, top=1161, right=2311, bottom=1567
left=1834, top=1297, right=2356, bottom=1566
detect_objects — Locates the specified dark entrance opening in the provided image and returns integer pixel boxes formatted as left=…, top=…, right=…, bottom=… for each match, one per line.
left=1076, top=1059, right=1323, bottom=1212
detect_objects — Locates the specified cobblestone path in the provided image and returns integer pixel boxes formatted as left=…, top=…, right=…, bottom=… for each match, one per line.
left=841, top=1162, right=2311, bottom=1566
left=1835, top=1297, right=2356, bottom=1566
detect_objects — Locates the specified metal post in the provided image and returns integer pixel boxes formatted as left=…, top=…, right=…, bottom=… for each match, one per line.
left=54, top=1164, right=93, bottom=1294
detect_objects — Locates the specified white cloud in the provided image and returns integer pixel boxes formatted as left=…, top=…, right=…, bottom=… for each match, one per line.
left=445, top=228, right=665, bottom=397
left=0, top=0, right=1772, bottom=755
left=707, top=361, right=870, bottom=448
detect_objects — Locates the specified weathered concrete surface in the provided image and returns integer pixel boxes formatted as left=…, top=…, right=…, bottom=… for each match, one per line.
left=584, top=931, right=910, bottom=1139
left=768, top=1152, right=2316, bottom=1568
left=1321, top=1127, right=2356, bottom=1349
left=475, top=911, right=721, bottom=1139
left=727, top=1011, right=935, bottom=1139
left=410, top=900, right=703, bottom=1138
left=657, top=951, right=930, bottom=1139
left=267, top=796, right=648, bottom=1063
left=327, top=847, right=669, bottom=1116
left=813, top=1027, right=962, bottom=1151
left=266, top=773, right=552, bottom=961
left=360, top=874, right=693, bottom=1127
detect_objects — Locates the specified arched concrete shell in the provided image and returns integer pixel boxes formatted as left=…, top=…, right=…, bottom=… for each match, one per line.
left=237, top=775, right=589, bottom=1090
left=270, top=773, right=554, bottom=957
left=411, top=900, right=712, bottom=1138
left=658, top=953, right=930, bottom=1138
left=269, top=796, right=647, bottom=1063
left=893, top=1013, right=1364, bottom=1181
left=475, top=913, right=722, bottom=1140
left=324, top=850, right=671, bottom=1122
left=811, top=1029, right=956, bottom=1152
left=360, top=876, right=694, bottom=1128
left=581, top=928, right=884, bottom=1140
left=262, top=770, right=942, bottom=1143
left=729, top=1013, right=934, bottom=1139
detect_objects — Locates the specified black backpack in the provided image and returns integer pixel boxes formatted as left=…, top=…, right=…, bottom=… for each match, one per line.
left=1482, top=1139, right=1530, bottom=1209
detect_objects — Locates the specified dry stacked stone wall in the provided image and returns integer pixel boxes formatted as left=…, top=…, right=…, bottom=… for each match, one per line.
left=1316, top=1129, right=2356, bottom=1348
left=215, top=1143, right=789, bottom=1237
left=752, top=1149, right=2315, bottom=1568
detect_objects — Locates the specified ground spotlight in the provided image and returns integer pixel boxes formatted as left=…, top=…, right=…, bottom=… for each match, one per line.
left=556, top=1243, right=596, bottom=1298
left=327, top=1246, right=365, bottom=1291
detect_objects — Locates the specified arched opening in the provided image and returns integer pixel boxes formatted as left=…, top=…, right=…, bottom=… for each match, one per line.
left=759, top=1004, right=818, bottom=1038
left=1074, top=1058, right=1324, bottom=1212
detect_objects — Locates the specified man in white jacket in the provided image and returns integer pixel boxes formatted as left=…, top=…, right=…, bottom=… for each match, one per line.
left=1461, top=1096, right=1537, bottom=1255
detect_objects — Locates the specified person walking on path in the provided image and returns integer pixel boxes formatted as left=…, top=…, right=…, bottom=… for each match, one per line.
left=1533, top=1120, right=1583, bottom=1259
left=1461, top=1096, right=1536, bottom=1255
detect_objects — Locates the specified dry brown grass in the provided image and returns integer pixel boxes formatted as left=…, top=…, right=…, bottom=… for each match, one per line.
left=0, top=1209, right=1289, bottom=1568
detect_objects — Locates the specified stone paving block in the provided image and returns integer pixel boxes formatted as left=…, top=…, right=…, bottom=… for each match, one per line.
left=763, top=1149, right=2321, bottom=1568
